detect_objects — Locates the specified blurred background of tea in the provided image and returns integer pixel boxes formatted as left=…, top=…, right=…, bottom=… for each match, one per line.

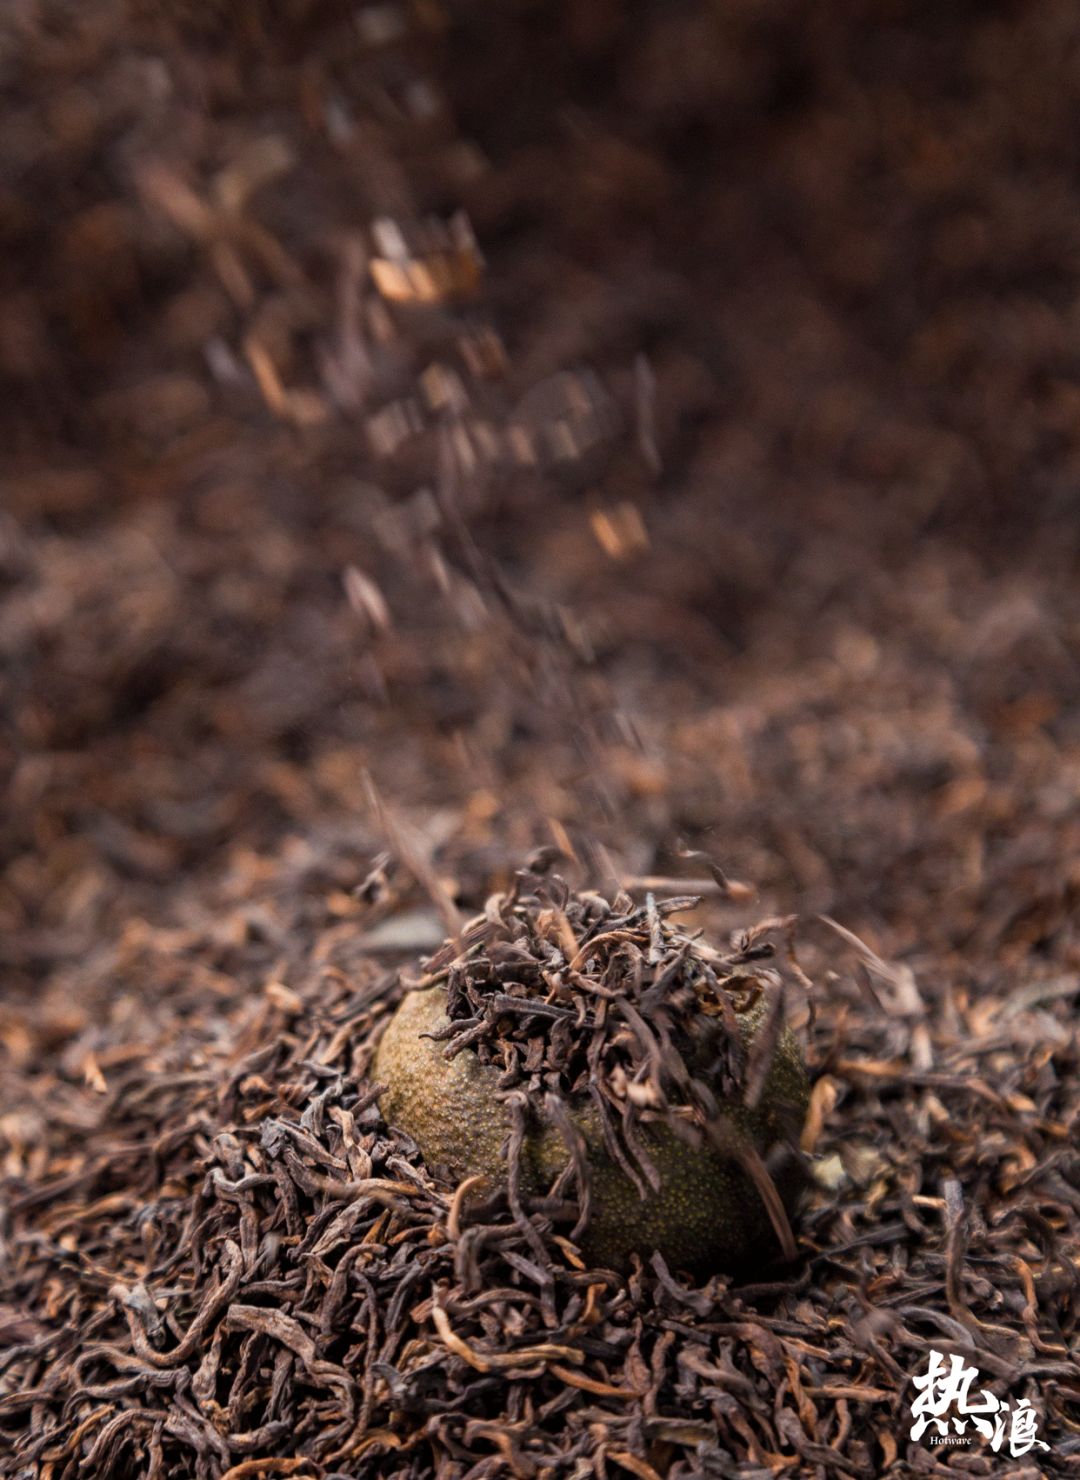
left=2, top=0, right=1078, bottom=1060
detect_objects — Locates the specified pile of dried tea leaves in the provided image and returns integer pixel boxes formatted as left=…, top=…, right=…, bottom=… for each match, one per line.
left=3, top=865, right=1078, bottom=1477
left=4, top=0, right=1080, bottom=1475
